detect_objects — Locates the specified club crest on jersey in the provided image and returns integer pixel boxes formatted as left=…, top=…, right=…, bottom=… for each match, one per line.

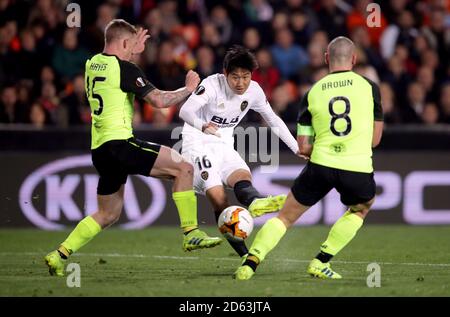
left=240, top=100, right=248, bottom=111
left=330, top=143, right=345, bottom=153
left=195, top=85, right=205, bottom=95
left=136, top=77, right=146, bottom=87
left=201, top=171, right=209, bottom=180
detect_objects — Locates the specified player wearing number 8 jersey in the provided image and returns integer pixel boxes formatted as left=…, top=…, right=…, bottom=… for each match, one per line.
left=44, top=19, right=222, bottom=276
left=299, top=70, right=381, bottom=173
left=234, top=36, right=384, bottom=280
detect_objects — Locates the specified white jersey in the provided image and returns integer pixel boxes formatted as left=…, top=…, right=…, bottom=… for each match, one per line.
left=179, top=74, right=298, bottom=153
left=179, top=73, right=298, bottom=194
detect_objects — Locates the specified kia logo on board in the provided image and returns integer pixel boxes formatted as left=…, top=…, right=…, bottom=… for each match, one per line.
left=19, top=155, right=166, bottom=230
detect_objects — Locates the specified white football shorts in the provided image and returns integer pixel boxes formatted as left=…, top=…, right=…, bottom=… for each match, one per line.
left=182, top=142, right=250, bottom=194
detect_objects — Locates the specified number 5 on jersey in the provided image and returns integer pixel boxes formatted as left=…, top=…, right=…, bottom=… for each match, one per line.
left=86, top=76, right=106, bottom=115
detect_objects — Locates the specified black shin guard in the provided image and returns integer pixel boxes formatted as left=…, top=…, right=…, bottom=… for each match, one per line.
left=225, top=238, right=249, bottom=257
left=243, top=256, right=258, bottom=272
left=233, top=180, right=263, bottom=207
left=316, top=251, right=333, bottom=263
left=214, top=209, right=249, bottom=257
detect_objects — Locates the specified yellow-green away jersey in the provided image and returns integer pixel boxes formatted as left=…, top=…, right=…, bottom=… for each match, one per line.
left=85, top=53, right=155, bottom=149
left=297, top=70, right=383, bottom=173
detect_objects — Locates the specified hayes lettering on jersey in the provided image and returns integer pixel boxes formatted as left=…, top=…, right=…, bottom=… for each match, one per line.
left=89, top=62, right=107, bottom=71
left=322, top=79, right=353, bottom=91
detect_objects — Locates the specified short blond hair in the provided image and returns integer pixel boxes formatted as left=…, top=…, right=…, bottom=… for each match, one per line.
left=104, top=19, right=137, bottom=44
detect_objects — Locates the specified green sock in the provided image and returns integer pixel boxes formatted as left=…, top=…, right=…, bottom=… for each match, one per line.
left=172, top=190, right=198, bottom=231
left=249, top=217, right=287, bottom=262
left=320, top=210, right=364, bottom=256
left=60, top=215, right=102, bottom=255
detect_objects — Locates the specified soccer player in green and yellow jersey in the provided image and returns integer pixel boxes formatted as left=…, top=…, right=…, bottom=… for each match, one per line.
left=234, top=36, right=384, bottom=280
left=44, top=19, right=222, bottom=276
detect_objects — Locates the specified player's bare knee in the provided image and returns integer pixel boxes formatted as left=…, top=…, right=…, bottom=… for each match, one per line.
left=94, top=209, right=121, bottom=227
left=349, top=203, right=372, bottom=218
left=212, top=198, right=228, bottom=213
left=277, top=215, right=294, bottom=228
left=278, top=207, right=300, bottom=228
left=176, top=161, right=193, bottom=177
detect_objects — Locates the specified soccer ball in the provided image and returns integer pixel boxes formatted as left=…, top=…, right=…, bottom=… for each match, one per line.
left=218, top=206, right=254, bottom=242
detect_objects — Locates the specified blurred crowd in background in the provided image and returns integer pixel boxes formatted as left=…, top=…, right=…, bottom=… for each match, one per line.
left=0, top=0, right=450, bottom=128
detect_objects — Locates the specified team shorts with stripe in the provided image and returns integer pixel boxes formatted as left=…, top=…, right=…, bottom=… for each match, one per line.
left=291, top=161, right=376, bottom=206
left=182, top=143, right=250, bottom=195
left=91, top=138, right=161, bottom=195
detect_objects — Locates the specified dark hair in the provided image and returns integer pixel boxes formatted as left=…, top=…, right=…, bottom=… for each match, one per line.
left=223, top=45, right=258, bottom=73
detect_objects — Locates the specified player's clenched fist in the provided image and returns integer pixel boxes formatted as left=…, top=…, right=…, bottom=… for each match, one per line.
left=185, top=70, right=200, bottom=93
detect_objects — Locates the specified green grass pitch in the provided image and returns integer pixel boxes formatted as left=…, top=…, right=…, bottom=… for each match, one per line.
left=0, top=226, right=449, bottom=296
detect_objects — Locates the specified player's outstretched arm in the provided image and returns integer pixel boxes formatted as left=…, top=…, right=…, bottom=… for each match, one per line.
left=367, top=77, right=384, bottom=148
left=372, top=121, right=384, bottom=148
left=144, top=88, right=191, bottom=108
left=178, top=78, right=220, bottom=137
left=143, top=70, right=200, bottom=108
left=256, top=99, right=299, bottom=154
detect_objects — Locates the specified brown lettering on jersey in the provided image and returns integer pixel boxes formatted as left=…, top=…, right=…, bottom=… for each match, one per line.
left=322, top=79, right=353, bottom=91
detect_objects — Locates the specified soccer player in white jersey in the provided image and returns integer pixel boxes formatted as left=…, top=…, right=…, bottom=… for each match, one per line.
left=179, top=46, right=300, bottom=257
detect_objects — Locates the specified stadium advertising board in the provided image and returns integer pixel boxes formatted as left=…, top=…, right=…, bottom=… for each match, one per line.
left=1, top=152, right=449, bottom=228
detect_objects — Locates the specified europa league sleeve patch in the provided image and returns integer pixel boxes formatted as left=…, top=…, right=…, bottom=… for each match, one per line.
left=136, top=77, right=147, bottom=87
left=194, top=85, right=206, bottom=95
